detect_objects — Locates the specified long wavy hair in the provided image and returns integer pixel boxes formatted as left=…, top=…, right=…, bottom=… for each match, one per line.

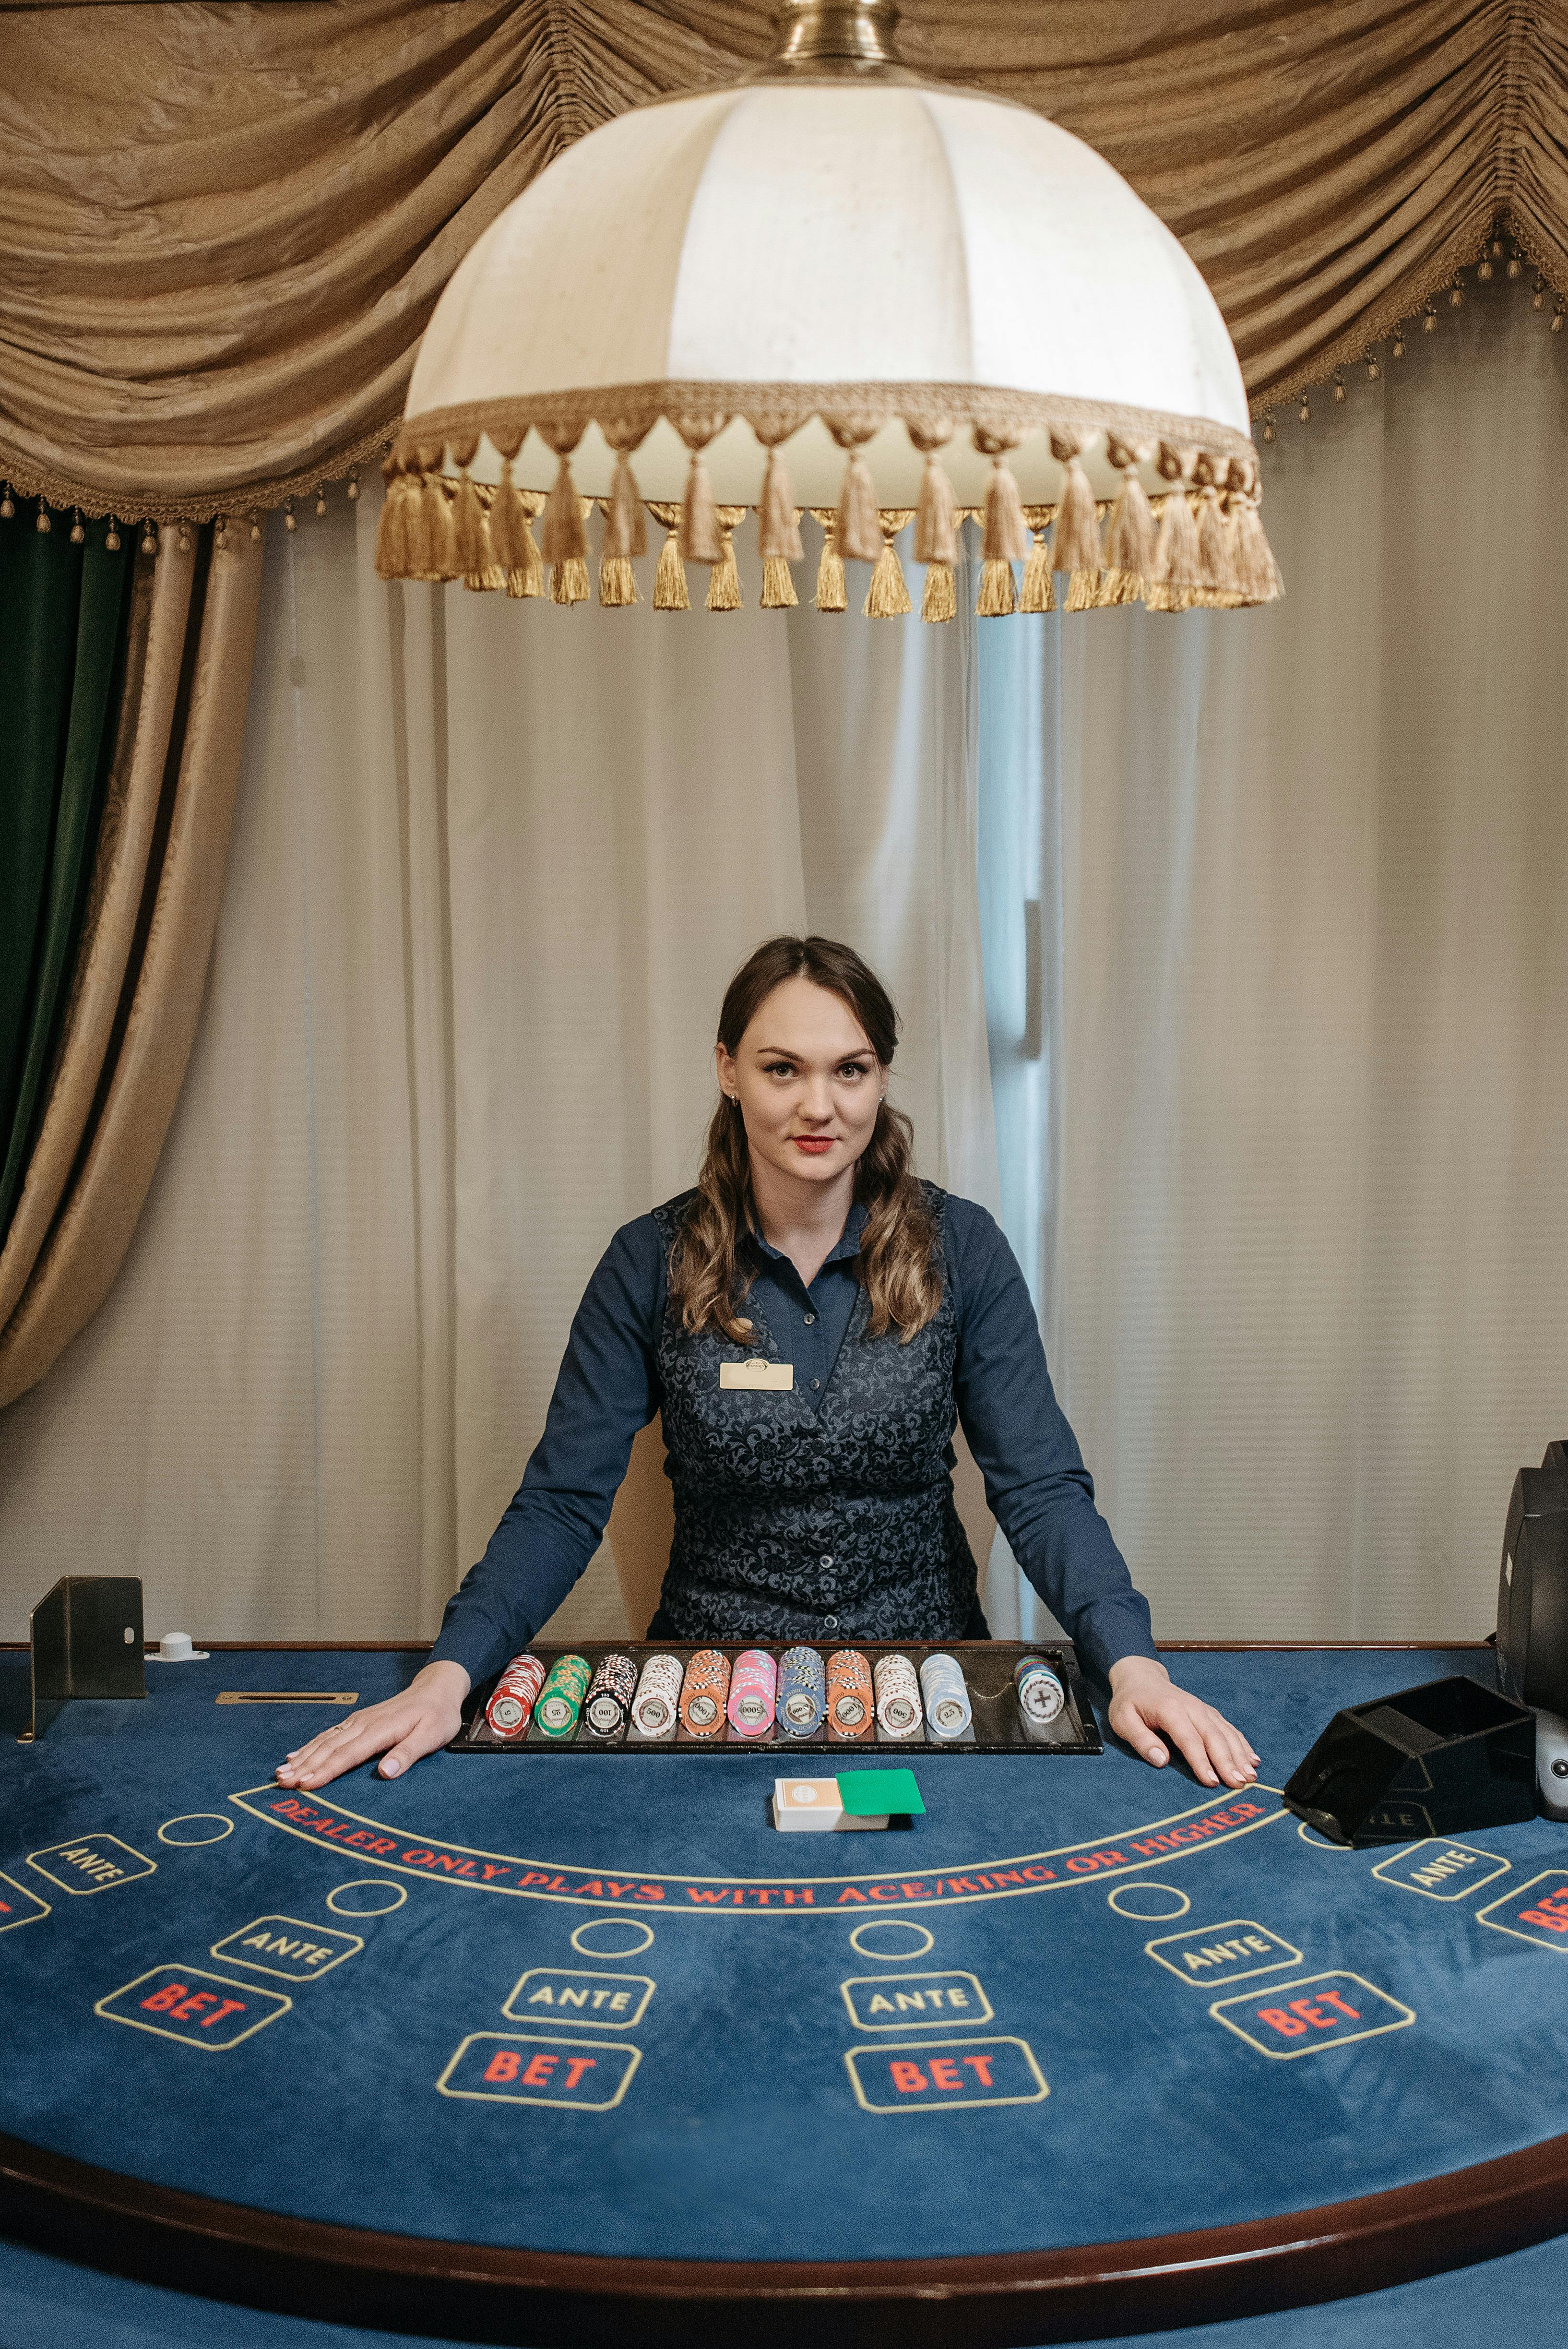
left=668, top=936, right=941, bottom=1345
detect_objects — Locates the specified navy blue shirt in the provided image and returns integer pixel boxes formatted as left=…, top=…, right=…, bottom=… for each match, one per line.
left=430, top=1193, right=1157, bottom=1687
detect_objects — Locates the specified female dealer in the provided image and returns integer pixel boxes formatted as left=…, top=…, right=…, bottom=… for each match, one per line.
left=277, top=936, right=1257, bottom=1794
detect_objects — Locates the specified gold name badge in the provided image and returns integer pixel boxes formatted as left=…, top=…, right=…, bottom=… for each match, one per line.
left=720, top=1360, right=794, bottom=1391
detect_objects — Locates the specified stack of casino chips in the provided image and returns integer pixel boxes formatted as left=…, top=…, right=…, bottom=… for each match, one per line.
left=534, top=1653, right=592, bottom=1740
left=484, top=1652, right=546, bottom=1741
left=918, top=1651, right=973, bottom=1741
left=1014, top=1654, right=1066, bottom=1741
left=777, top=1645, right=827, bottom=1737
left=873, top=1652, right=923, bottom=1739
left=726, top=1649, right=778, bottom=1738
left=630, top=1653, right=684, bottom=1738
left=826, top=1648, right=875, bottom=1741
left=583, top=1652, right=639, bottom=1738
left=678, top=1648, right=731, bottom=1739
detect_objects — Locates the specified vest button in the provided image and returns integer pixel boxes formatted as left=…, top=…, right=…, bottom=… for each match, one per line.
left=824, top=1616, right=838, bottom=1631
left=820, top=1556, right=833, bottom=1568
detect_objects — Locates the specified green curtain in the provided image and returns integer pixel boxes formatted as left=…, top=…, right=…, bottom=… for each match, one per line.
left=0, top=512, right=136, bottom=1250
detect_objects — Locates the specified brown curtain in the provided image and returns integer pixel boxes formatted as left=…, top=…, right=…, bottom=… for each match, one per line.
left=0, top=525, right=265, bottom=1406
left=3, top=2, right=1567, bottom=523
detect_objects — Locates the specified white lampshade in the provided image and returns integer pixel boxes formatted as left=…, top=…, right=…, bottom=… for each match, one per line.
left=380, top=3, right=1277, bottom=615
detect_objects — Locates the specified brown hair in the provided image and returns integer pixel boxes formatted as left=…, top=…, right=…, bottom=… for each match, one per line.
left=668, top=935, right=941, bottom=1345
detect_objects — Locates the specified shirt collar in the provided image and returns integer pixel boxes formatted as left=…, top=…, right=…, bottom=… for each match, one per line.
left=749, top=1199, right=868, bottom=1270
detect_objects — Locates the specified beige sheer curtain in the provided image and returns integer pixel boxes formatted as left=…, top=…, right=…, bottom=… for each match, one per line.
left=6, top=1, right=1568, bottom=521
left=982, top=273, right=1568, bottom=1644
left=0, top=507, right=997, bottom=1643
left=0, top=531, right=265, bottom=1407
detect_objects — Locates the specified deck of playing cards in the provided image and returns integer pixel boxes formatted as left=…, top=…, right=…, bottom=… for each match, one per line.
left=771, top=1769, right=925, bottom=1831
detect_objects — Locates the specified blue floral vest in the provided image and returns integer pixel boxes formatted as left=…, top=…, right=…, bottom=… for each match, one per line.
left=650, top=1184, right=978, bottom=1642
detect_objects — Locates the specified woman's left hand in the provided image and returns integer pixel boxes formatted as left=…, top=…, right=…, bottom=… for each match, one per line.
left=1106, top=1657, right=1259, bottom=1789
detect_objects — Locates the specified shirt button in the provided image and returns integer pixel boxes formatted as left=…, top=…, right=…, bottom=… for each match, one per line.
left=810, top=1377, right=820, bottom=1390
left=803, top=1313, right=816, bottom=1325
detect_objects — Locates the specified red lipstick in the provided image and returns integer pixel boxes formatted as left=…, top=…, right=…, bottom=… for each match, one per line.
left=792, top=1136, right=833, bottom=1155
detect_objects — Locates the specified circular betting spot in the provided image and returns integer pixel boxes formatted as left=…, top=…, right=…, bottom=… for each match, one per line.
left=157, top=1814, right=234, bottom=1848
left=848, top=1920, right=935, bottom=1961
left=1297, top=1819, right=1353, bottom=1853
left=1106, top=1881, right=1190, bottom=1922
left=570, top=1917, right=655, bottom=1959
left=327, top=1878, right=407, bottom=1918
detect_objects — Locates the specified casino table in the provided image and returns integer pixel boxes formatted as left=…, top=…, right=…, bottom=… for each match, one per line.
left=3, top=1641, right=1568, bottom=2347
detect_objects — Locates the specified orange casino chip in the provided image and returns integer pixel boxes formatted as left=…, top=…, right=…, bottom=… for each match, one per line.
left=826, top=1648, right=875, bottom=1741
left=679, top=1648, right=732, bottom=1739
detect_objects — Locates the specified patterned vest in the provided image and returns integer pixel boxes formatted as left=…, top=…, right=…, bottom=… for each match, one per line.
left=650, top=1184, right=978, bottom=1642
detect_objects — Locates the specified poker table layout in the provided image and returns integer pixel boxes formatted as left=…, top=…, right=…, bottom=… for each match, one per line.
left=4, top=1642, right=1568, bottom=2348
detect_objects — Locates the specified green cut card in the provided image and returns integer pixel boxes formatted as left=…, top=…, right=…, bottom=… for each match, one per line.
left=837, top=1767, right=925, bottom=1816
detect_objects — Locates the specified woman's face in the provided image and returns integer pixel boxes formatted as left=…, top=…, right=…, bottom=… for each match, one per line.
left=716, top=976, right=883, bottom=1193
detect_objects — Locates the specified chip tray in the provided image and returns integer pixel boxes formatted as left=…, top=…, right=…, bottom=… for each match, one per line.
left=449, top=1640, right=1103, bottom=1755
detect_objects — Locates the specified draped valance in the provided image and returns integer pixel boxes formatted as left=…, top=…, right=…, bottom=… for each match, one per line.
left=2, top=0, right=1566, bottom=522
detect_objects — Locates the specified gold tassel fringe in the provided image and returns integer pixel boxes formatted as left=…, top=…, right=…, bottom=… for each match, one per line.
left=758, top=450, right=804, bottom=562
left=976, top=558, right=1016, bottom=617
left=678, top=449, right=723, bottom=563
left=1106, top=464, right=1156, bottom=581
left=653, top=523, right=689, bottom=611
left=452, top=474, right=488, bottom=575
left=1151, top=488, right=1202, bottom=610
left=550, top=556, right=589, bottom=605
left=707, top=509, right=744, bottom=610
left=1231, top=493, right=1284, bottom=603
left=865, top=539, right=911, bottom=618
left=374, top=467, right=416, bottom=580
left=541, top=454, right=587, bottom=567
left=812, top=510, right=846, bottom=612
left=981, top=460, right=1028, bottom=563
left=1020, top=515, right=1055, bottom=613
left=598, top=553, right=639, bottom=606
left=921, top=561, right=956, bottom=623
left=604, top=452, right=647, bottom=560
left=761, top=555, right=797, bottom=609
left=914, top=454, right=957, bottom=565
left=834, top=451, right=881, bottom=563
left=1051, top=452, right=1102, bottom=576
left=490, top=463, right=544, bottom=596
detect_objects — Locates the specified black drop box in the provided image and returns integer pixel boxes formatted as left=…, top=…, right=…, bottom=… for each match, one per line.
left=1282, top=1673, right=1535, bottom=1847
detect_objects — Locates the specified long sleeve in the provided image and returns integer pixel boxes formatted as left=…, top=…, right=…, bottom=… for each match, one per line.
left=947, top=1196, right=1157, bottom=1681
left=428, top=1216, right=667, bottom=1686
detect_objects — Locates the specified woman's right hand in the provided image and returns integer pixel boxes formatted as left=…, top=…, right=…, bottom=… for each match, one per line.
left=273, top=1659, right=471, bottom=1791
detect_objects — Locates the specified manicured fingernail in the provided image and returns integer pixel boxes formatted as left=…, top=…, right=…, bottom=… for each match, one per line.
left=1151, top=1747, right=1167, bottom=1765
left=382, top=1757, right=401, bottom=1777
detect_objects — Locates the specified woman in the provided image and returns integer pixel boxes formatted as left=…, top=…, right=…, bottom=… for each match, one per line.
left=278, top=936, right=1257, bottom=1793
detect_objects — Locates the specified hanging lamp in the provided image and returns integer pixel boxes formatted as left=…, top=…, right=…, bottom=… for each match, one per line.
left=377, top=0, right=1279, bottom=619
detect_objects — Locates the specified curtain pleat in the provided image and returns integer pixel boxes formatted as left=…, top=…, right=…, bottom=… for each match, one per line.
left=0, top=525, right=265, bottom=1406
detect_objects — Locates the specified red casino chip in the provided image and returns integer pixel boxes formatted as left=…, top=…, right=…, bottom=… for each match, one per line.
left=485, top=1652, right=546, bottom=1739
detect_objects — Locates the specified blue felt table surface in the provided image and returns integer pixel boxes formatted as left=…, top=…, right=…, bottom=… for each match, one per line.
left=1, top=1645, right=1565, bottom=2275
